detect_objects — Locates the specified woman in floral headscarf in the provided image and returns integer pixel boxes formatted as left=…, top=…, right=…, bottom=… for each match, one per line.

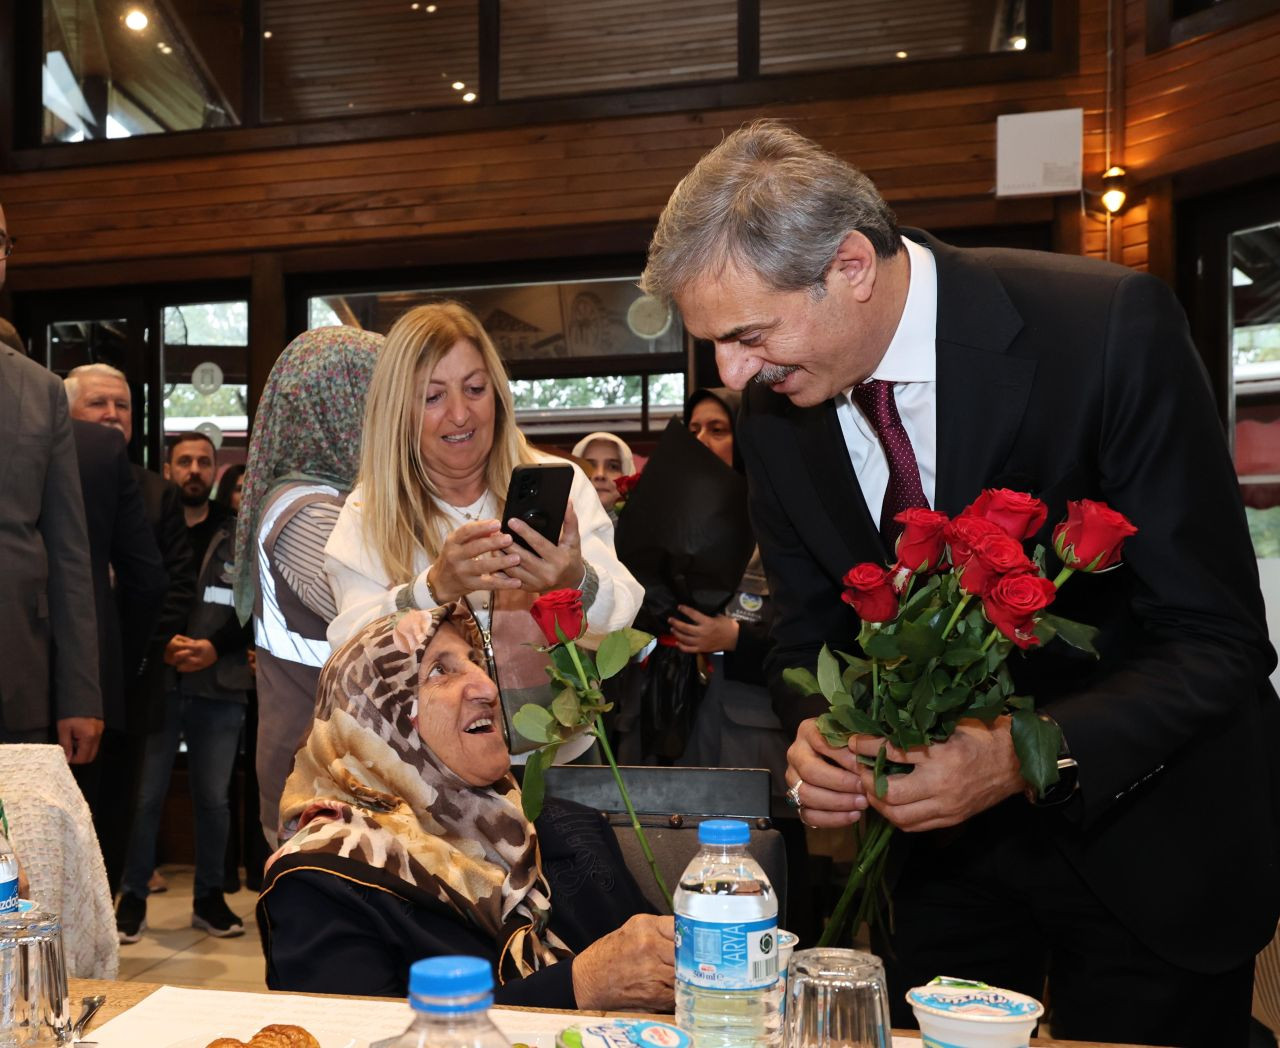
left=232, top=326, right=383, bottom=846
left=258, top=603, right=673, bottom=1009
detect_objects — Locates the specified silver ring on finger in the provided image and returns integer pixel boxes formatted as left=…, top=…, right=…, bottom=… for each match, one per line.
left=786, top=778, right=804, bottom=811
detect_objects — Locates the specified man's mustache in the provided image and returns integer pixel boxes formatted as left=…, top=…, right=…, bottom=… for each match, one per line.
left=756, top=363, right=799, bottom=385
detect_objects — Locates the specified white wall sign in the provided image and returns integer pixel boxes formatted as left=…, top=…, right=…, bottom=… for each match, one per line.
left=191, top=361, right=224, bottom=396
left=195, top=421, right=224, bottom=449
left=996, top=108, right=1083, bottom=197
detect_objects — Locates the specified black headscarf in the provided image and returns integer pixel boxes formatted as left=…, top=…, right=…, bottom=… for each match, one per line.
left=684, top=387, right=744, bottom=474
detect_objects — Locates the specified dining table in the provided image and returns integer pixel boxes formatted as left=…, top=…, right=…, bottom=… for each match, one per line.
left=69, top=976, right=1165, bottom=1048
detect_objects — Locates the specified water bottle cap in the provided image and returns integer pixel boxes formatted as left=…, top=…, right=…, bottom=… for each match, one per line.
left=698, top=819, right=750, bottom=845
left=409, top=955, right=493, bottom=1002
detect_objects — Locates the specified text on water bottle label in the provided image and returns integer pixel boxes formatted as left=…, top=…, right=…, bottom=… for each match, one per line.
left=675, top=916, right=778, bottom=991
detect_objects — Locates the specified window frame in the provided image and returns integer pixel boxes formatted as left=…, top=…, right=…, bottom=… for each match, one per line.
left=1, top=0, right=1077, bottom=172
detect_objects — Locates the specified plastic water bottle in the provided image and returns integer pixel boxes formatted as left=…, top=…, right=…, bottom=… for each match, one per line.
left=383, top=956, right=512, bottom=1048
left=675, top=819, right=781, bottom=1048
left=0, top=800, right=18, bottom=914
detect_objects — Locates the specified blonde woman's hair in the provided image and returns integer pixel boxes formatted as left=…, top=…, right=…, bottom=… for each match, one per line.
left=357, top=300, right=537, bottom=584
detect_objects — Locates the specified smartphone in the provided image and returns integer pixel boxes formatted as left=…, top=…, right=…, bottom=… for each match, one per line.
left=501, top=463, right=574, bottom=552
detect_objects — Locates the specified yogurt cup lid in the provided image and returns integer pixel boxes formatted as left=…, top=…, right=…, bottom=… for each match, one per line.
left=557, top=1020, right=691, bottom=1048
left=907, top=977, right=1043, bottom=1023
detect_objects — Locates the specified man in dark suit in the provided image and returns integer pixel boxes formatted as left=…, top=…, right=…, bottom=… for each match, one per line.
left=66, top=363, right=197, bottom=892
left=68, top=418, right=168, bottom=886
left=642, top=122, right=1280, bottom=1047
left=0, top=203, right=103, bottom=758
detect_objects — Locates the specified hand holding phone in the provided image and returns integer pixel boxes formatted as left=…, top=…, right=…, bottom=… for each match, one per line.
left=502, top=464, right=585, bottom=594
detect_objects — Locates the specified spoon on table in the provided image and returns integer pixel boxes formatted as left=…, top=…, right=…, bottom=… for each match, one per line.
left=69, top=993, right=106, bottom=1043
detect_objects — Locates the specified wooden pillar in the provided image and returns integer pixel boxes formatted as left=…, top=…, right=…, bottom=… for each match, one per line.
left=248, top=253, right=285, bottom=426
left=1145, top=177, right=1175, bottom=288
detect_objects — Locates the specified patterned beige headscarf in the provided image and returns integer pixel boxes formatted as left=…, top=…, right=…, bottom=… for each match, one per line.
left=270, top=602, right=572, bottom=980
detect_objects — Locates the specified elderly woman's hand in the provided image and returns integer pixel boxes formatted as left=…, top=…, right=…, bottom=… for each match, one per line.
left=505, top=499, right=587, bottom=596
left=427, top=520, right=523, bottom=604
left=571, top=914, right=675, bottom=1012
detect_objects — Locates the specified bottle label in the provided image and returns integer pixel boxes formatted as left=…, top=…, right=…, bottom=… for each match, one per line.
left=0, top=877, right=18, bottom=914
left=675, top=915, right=778, bottom=991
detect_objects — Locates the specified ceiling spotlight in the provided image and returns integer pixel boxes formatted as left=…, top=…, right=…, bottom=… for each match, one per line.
left=125, top=9, right=148, bottom=31
left=895, top=50, right=908, bottom=59
left=452, top=81, right=464, bottom=90
left=411, top=2, right=419, bottom=7
left=1100, top=165, right=1128, bottom=214
left=1011, top=35, right=1027, bottom=50
left=462, top=91, right=476, bottom=102
left=426, top=3, right=437, bottom=11
left=263, top=29, right=273, bottom=39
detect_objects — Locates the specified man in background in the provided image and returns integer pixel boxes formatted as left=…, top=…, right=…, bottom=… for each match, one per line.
left=0, top=200, right=103, bottom=758
left=116, top=432, right=251, bottom=943
left=66, top=363, right=195, bottom=892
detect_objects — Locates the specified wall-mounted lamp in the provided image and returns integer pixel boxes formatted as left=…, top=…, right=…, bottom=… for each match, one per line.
left=1100, top=165, right=1128, bottom=214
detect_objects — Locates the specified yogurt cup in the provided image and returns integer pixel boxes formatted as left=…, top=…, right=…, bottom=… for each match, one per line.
left=556, top=1020, right=691, bottom=1048
left=906, top=977, right=1043, bottom=1048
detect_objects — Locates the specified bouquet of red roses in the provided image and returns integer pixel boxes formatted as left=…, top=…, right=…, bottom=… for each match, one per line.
left=787, top=490, right=1138, bottom=946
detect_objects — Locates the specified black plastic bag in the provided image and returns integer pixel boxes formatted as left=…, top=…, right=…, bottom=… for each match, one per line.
left=615, top=418, right=755, bottom=635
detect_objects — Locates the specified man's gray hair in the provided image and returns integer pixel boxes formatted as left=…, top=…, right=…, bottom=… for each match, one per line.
left=641, top=120, right=901, bottom=304
left=64, top=362, right=129, bottom=407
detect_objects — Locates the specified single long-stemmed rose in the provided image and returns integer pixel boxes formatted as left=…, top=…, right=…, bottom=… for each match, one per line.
left=512, top=590, right=671, bottom=909
left=789, top=492, right=1137, bottom=946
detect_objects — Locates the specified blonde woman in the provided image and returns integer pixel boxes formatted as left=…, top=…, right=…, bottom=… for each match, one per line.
left=324, top=302, right=643, bottom=741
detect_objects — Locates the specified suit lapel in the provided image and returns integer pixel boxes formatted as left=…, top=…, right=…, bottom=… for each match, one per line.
left=912, top=231, right=1038, bottom=515
left=793, top=398, right=887, bottom=566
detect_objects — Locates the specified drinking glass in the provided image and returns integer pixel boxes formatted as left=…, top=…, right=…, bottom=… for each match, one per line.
left=0, top=911, right=69, bottom=1047
left=786, top=947, right=892, bottom=1048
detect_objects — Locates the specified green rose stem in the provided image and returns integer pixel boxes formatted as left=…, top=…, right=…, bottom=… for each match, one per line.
left=592, top=719, right=673, bottom=911
left=941, top=593, right=972, bottom=638
left=817, top=813, right=894, bottom=947
left=1052, top=565, right=1075, bottom=589
left=565, top=638, right=674, bottom=912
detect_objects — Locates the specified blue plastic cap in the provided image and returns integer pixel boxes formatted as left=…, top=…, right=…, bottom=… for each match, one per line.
left=409, top=955, right=493, bottom=1000
left=699, top=819, right=750, bottom=845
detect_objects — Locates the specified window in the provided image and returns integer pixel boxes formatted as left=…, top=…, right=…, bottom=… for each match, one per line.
left=1232, top=222, right=1280, bottom=556
left=499, top=0, right=737, bottom=99
left=307, top=276, right=685, bottom=438
left=261, top=1, right=480, bottom=122
left=759, top=0, right=1043, bottom=75
left=42, top=0, right=242, bottom=142
left=161, top=301, right=250, bottom=464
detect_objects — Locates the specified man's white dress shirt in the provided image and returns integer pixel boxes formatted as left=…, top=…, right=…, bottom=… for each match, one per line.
left=835, top=235, right=939, bottom=522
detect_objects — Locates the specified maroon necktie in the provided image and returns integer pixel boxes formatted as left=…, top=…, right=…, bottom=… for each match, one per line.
left=849, top=379, right=928, bottom=547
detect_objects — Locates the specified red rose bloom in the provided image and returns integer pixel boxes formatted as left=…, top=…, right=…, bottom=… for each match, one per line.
left=840, top=563, right=899, bottom=624
left=615, top=471, right=643, bottom=499
left=1053, top=499, right=1139, bottom=572
left=893, top=507, right=950, bottom=575
left=983, top=570, right=1058, bottom=649
left=944, top=516, right=1004, bottom=593
left=530, top=589, right=586, bottom=646
left=962, top=488, right=1048, bottom=541
left=974, top=530, right=1034, bottom=586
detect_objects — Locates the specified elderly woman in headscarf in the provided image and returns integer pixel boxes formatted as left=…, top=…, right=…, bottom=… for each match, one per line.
left=232, top=326, right=383, bottom=846
left=257, top=603, right=674, bottom=1009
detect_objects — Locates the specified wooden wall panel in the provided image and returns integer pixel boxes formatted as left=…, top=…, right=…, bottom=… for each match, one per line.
left=4, top=0, right=1279, bottom=287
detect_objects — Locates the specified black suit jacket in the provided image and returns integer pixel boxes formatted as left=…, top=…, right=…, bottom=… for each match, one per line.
left=738, top=230, right=1280, bottom=973
left=72, top=422, right=168, bottom=730
left=131, top=466, right=197, bottom=733
left=258, top=798, right=658, bottom=1007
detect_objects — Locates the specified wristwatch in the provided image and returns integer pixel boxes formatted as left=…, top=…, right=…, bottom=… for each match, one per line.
left=1025, top=713, right=1080, bottom=807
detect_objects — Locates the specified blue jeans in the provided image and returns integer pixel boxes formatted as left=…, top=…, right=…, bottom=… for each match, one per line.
left=120, top=691, right=245, bottom=901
